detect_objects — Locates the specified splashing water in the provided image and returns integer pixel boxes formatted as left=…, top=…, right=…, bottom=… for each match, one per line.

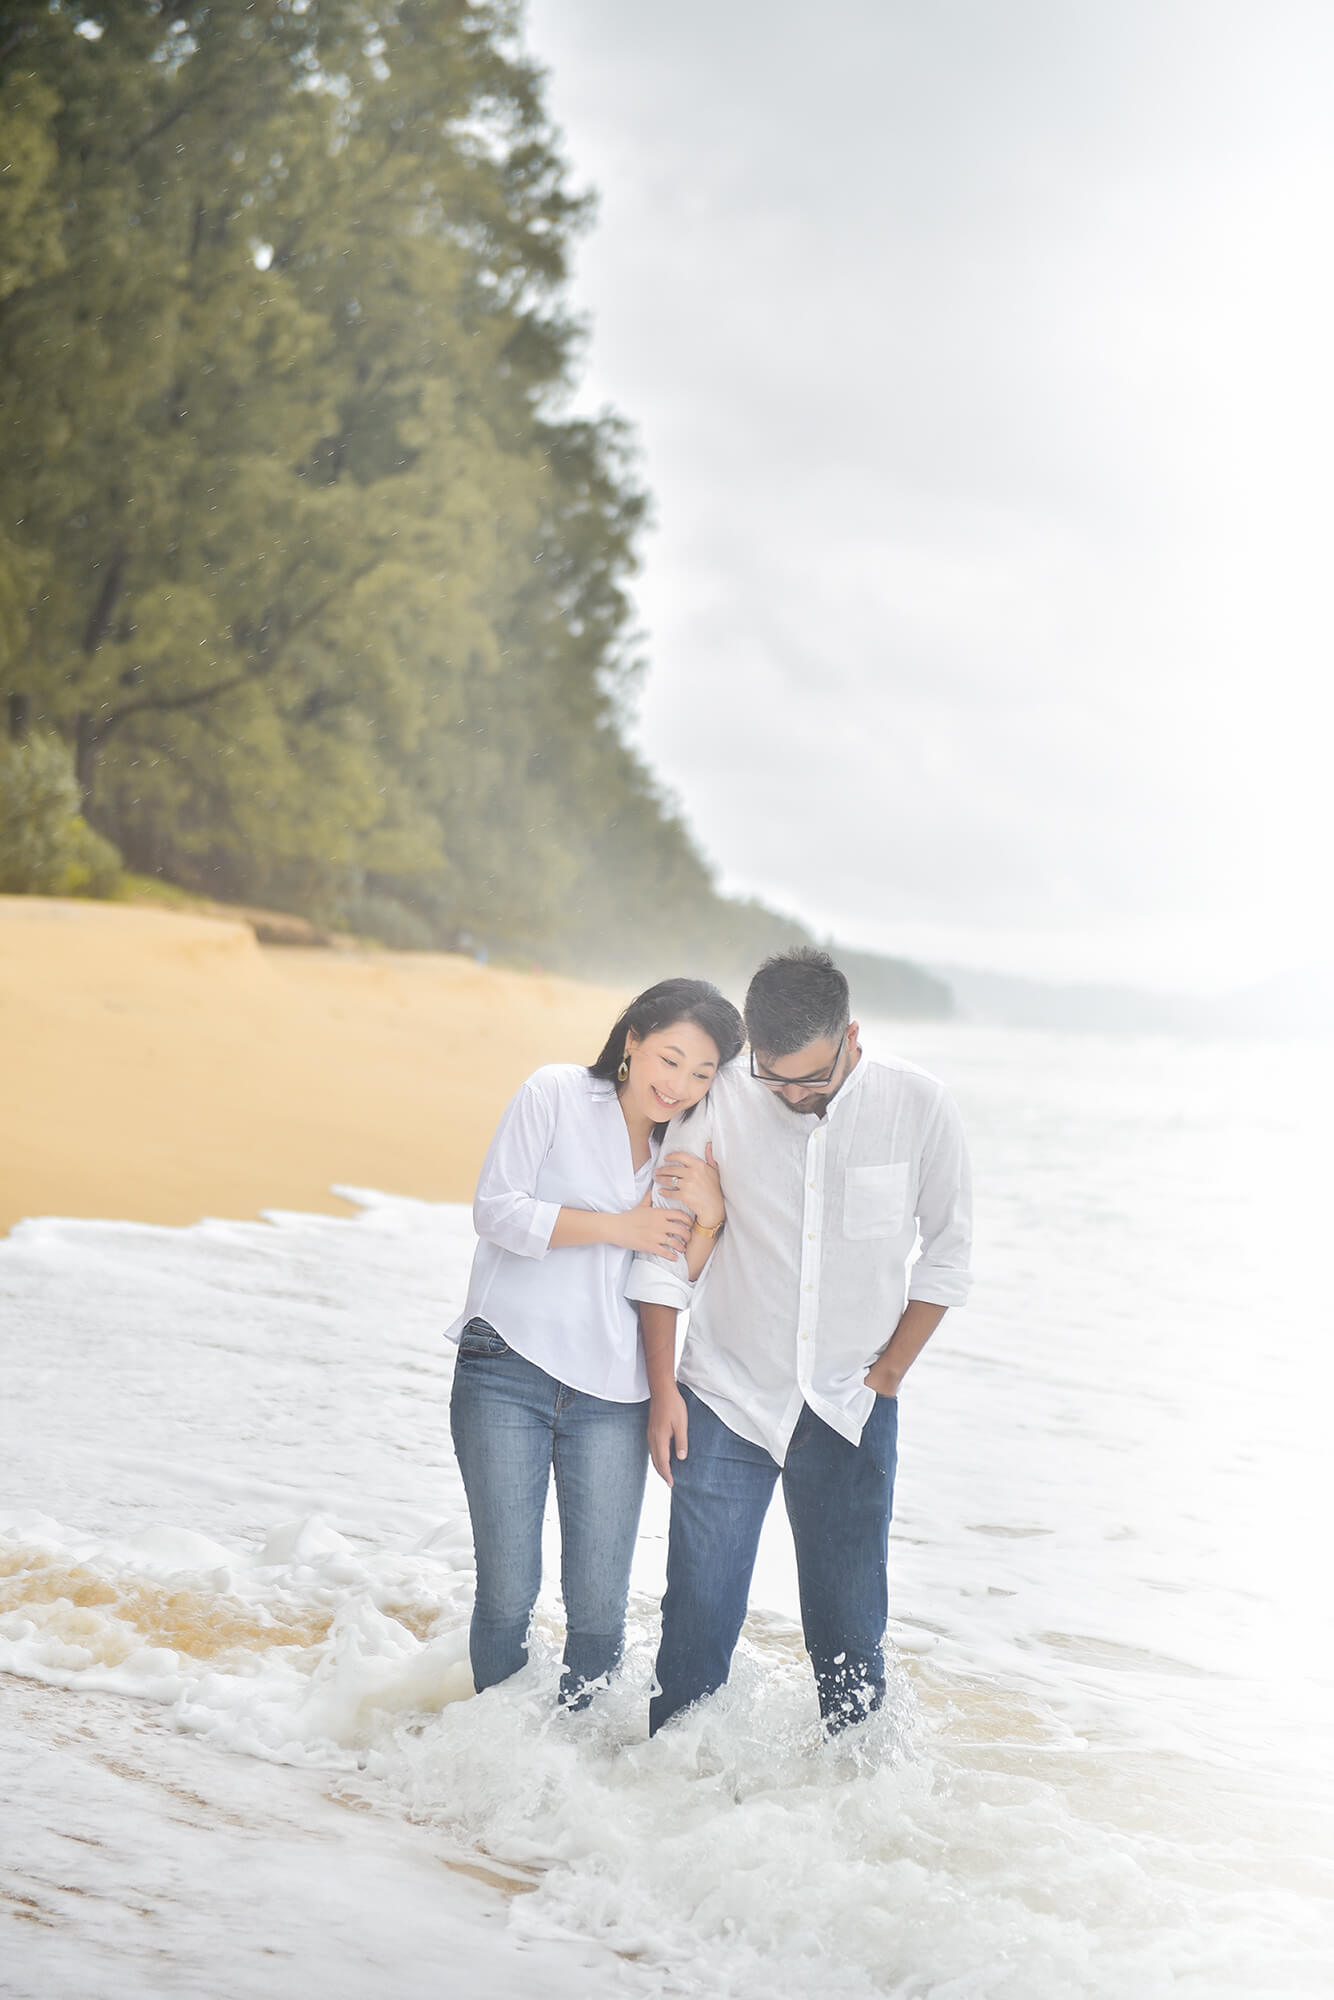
left=2, top=1027, right=1332, bottom=1996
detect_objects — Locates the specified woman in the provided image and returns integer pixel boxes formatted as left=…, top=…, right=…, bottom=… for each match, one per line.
left=447, top=977, right=744, bottom=1707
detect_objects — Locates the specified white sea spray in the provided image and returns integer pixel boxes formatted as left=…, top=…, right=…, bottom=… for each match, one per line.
left=2, top=1027, right=1332, bottom=1996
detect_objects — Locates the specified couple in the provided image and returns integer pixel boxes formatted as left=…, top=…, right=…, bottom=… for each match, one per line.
left=445, top=948, right=972, bottom=1734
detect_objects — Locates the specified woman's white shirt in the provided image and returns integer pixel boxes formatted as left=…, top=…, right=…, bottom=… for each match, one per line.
left=446, top=1063, right=659, bottom=1402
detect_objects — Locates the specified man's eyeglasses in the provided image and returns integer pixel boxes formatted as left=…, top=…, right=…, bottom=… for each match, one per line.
left=749, top=1038, right=846, bottom=1090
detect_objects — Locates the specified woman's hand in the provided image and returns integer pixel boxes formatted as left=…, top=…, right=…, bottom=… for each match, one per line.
left=606, top=1195, right=693, bottom=1259
left=648, top=1386, right=689, bottom=1485
left=654, top=1142, right=723, bottom=1232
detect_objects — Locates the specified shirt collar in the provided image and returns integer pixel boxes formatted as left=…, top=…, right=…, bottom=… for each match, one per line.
left=823, top=1044, right=868, bottom=1119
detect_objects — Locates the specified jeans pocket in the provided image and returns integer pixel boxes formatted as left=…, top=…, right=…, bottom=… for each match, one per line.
left=457, top=1318, right=512, bottom=1359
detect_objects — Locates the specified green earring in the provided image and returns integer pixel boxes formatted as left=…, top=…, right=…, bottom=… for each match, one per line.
left=617, top=1053, right=630, bottom=1082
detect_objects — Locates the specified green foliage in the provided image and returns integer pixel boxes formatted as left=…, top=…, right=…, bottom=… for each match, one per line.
left=0, top=0, right=615, bottom=927
left=0, top=2, right=946, bottom=1016
left=60, top=813, right=125, bottom=897
left=339, top=887, right=438, bottom=950
left=0, top=68, right=65, bottom=302
left=0, top=731, right=123, bottom=894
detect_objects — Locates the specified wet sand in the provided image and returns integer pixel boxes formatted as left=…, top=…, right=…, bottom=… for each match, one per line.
left=0, top=897, right=627, bottom=1235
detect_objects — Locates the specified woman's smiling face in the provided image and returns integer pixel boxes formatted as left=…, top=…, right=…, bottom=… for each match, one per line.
left=621, top=1019, right=721, bottom=1122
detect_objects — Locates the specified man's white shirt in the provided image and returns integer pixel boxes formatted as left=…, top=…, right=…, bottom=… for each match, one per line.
left=627, top=1049, right=973, bottom=1463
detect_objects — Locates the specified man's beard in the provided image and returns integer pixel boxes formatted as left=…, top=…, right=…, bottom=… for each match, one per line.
left=775, top=1090, right=828, bottom=1117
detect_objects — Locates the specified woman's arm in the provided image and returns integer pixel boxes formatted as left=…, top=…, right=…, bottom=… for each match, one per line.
left=474, top=1072, right=693, bottom=1262
left=549, top=1202, right=692, bottom=1258
left=471, top=1075, right=563, bottom=1259
left=683, top=1228, right=715, bottom=1280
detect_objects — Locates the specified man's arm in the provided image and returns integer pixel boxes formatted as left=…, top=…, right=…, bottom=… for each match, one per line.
left=640, top=1301, right=689, bottom=1484
left=625, top=1106, right=713, bottom=1313
left=655, top=1140, right=724, bottom=1280
left=905, top=1090, right=973, bottom=1307
left=865, top=1086, right=971, bottom=1397
left=864, top=1299, right=947, bottom=1398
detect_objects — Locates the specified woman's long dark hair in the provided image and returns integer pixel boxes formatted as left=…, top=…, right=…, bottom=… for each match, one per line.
left=589, top=977, right=744, bottom=1124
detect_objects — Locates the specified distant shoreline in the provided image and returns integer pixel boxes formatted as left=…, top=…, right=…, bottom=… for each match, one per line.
left=10, top=892, right=1321, bottom=1238
left=934, top=959, right=1333, bottom=1036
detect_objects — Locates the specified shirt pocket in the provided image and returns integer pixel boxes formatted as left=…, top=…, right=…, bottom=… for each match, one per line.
left=843, top=1162, right=910, bottom=1240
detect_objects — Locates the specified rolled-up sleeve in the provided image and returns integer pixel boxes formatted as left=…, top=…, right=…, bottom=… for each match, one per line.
left=627, top=1250, right=694, bottom=1310
left=626, top=1181, right=695, bottom=1310
left=471, top=1073, right=562, bottom=1260
left=907, top=1089, right=974, bottom=1307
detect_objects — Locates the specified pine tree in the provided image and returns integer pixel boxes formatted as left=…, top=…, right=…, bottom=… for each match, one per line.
left=0, top=0, right=634, bottom=935
left=0, top=3, right=948, bottom=1015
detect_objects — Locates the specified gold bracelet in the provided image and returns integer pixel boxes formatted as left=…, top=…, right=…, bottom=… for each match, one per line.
left=692, top=1217, right=723, bottom=1237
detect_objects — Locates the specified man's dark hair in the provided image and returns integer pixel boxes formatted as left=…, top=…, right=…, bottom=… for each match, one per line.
left=744, top=948, right=850, bottom=1058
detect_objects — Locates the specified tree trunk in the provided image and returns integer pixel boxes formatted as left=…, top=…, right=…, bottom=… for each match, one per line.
left=75, top=711, right=99, bottom=802
left=81, top=548, right=127, bottom=658
left=6, top=692, right=28, bottom=742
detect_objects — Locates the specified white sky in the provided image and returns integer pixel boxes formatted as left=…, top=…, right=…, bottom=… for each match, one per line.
left=525, top=0, right=1333, bottom=992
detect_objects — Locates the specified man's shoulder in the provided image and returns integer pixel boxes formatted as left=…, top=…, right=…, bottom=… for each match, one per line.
left=696, top=1055, right=755, bottom=1117
left=710, top=1055, right=751, bottom=1099
left=859, top=1050, right=953, bottom=1113
left=862, top=1048, right=942, bottom=1085
left=665, top=1056, right=750, bottom=1139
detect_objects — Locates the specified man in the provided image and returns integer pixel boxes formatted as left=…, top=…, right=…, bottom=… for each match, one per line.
left=629, top=947, right=972, bottom=1735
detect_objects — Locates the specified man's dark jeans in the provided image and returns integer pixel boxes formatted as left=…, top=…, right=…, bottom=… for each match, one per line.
left=650, top=1384, right=898, bottom=1735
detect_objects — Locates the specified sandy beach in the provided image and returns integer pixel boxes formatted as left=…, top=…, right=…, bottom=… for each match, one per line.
left=0, top=897, right=627, bottom=1236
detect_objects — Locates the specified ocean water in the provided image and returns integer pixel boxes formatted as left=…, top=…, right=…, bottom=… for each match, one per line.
left=1, top=1024, right=1331, bottom=1997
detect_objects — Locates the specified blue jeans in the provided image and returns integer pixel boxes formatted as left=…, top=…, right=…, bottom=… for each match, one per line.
left=449, top=1320, right=649, bottom=1705
left=651, top=1386, right=898, bottom=1735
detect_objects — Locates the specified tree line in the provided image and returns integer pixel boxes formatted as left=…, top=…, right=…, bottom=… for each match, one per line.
left=0, top=0, right=949, bottom=1016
